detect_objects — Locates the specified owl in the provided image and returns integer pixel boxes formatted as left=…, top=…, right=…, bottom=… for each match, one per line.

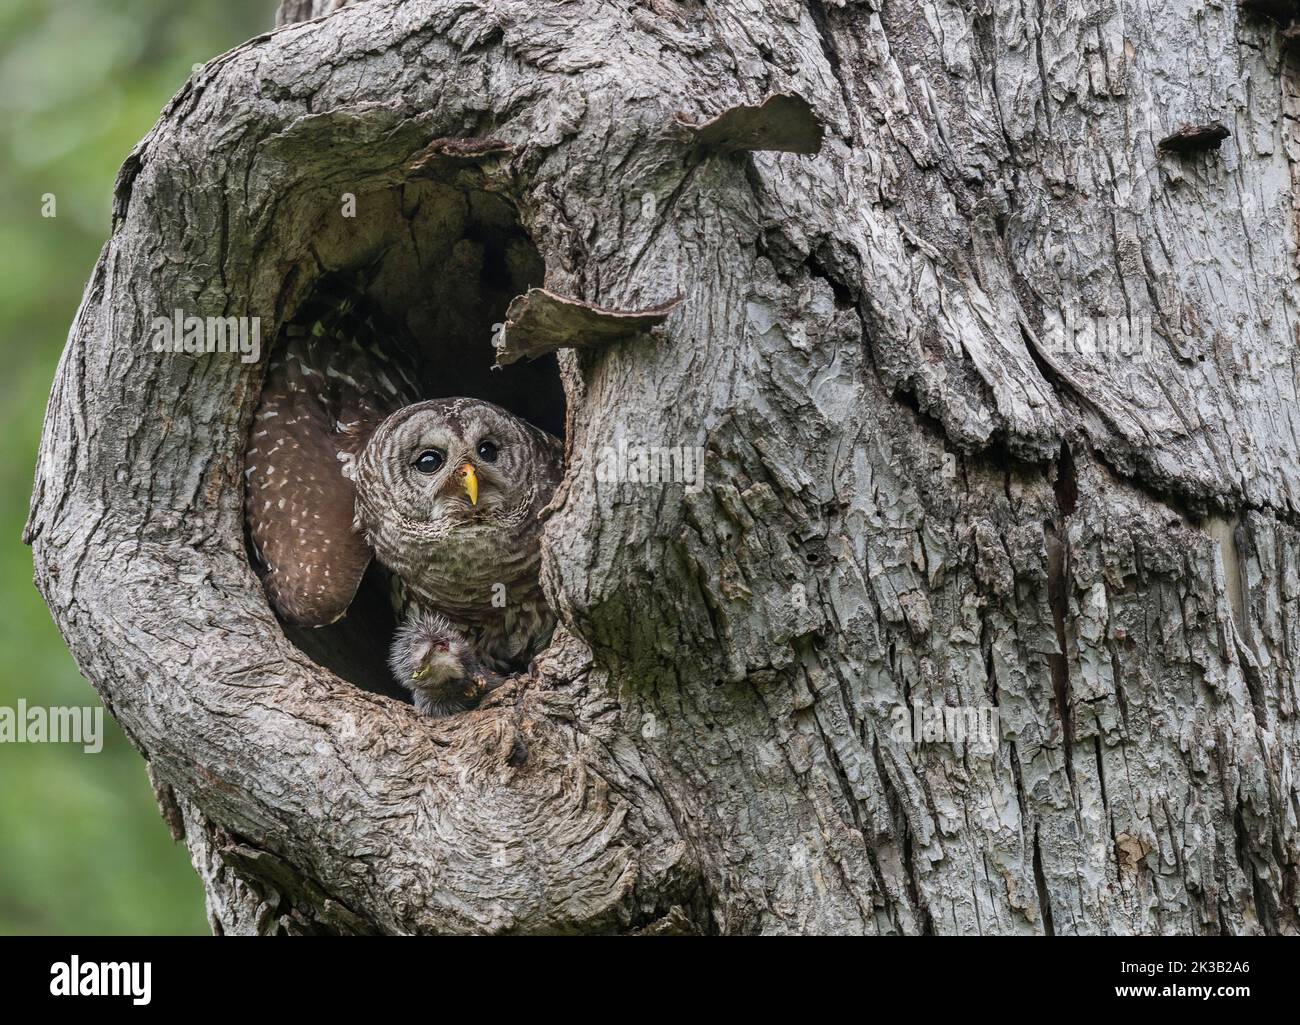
left=388, top=610, right=505, bottom=717
left=245, top=276, right=564, bottom=685
left=352, top=397, right=564, bottom=669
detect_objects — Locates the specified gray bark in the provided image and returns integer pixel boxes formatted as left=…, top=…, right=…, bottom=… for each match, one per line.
left=25, top=0, right=1300, bottom=934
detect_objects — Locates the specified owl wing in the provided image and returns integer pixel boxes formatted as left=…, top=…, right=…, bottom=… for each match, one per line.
left=246, top=280, right=419, bottom=626
left=528, top=420, right=567, bottom=517
left=533, top=420, right=565, bottom=478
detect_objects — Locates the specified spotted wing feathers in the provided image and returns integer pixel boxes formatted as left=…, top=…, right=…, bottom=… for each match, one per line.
left=245, top=282, right=418, bottom=626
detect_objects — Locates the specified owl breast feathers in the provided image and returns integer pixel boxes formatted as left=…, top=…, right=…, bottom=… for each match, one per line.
left=245, top=286, right=564, bottom=673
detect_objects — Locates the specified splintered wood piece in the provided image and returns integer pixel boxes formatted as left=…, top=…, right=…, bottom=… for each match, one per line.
left=493, top=288, right=682, bottom=366
left=676, top=93, right=824, bottom=156
left=1157, top=122, right=1231, bottom=155
left=408, top=137, right=514, bottom=177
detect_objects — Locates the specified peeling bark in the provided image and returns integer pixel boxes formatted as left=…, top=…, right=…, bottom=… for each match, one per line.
left=26, top=0, right=1300, bottom=934
left=493, top=289, right=681, bottom=367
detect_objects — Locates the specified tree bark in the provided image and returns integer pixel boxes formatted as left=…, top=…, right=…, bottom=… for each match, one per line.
left=26, top=0, right=1300, bottom=934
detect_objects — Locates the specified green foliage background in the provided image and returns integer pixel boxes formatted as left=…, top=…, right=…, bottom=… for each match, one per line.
left=0, top=0, right=270, bottom=935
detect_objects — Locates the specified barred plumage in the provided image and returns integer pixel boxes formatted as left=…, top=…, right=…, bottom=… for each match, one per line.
left=245, top=273, right=419, bottom=626
left=354, top=397, right=563, bottom=670
left=246, top=275, right=563, bottom=684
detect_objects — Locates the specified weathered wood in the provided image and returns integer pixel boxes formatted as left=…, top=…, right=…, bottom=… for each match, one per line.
left=408, top=137, right=515, bottom=178
left=26, top=0, right=1300, bottom=934
left=493, top=289, right=681, bottom=366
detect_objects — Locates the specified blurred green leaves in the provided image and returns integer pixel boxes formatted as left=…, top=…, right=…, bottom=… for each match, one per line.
left=0, top=0, right=270, bottom=935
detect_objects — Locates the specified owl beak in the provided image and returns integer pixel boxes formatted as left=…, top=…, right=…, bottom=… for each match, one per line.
left=459, top=463, right=479, bottom=505
left=411, top=666, right=432, bottom=681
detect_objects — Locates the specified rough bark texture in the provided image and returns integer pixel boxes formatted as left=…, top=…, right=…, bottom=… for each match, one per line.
left=26, top=0, right=1300, bottom=934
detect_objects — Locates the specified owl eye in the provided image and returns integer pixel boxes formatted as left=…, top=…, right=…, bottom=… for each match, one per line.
left=414, top=450, right=444, bottom=474
left=476, top=440, right=499, bottom=463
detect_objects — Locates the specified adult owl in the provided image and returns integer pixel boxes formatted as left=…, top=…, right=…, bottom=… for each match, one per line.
left=352, top=397, right=563, bottom=668
left=245, top=275, right=563, bottom=673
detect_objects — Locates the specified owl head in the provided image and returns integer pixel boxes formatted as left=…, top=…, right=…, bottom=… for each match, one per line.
left=350, top=398, right=563, bottom=602
left=353, top=396, right=554, bottom=520
left=388, top=610, right=474, bottom=693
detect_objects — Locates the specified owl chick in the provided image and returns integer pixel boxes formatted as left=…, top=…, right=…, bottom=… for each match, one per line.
left=388, top=610, right=503, bottom=717
left=353, top=397, right=564, bottom=671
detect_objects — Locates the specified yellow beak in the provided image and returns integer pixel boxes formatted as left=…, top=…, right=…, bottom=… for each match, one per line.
left=411, top=666, right=431, bottom=681
left=459, top=463, right=478, bottom=505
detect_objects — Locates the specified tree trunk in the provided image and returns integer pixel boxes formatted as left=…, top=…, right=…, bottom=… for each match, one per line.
left=25, top=0, right=1300, bottom=935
